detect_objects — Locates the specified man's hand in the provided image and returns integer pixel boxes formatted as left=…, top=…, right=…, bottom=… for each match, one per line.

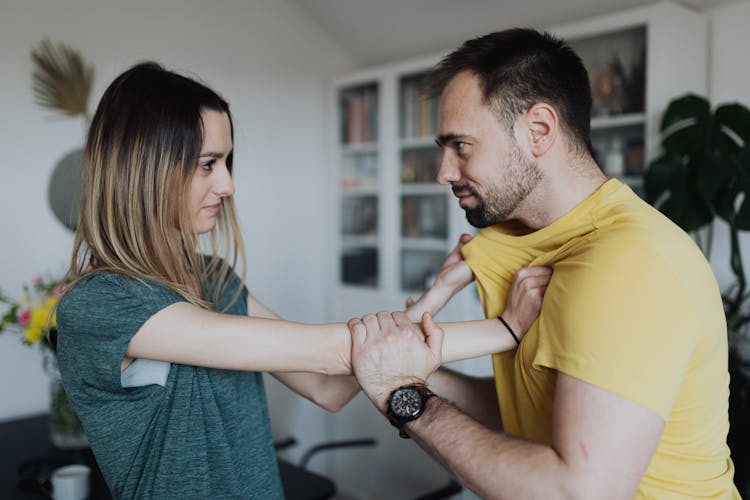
left=501, top=266, right=552, bottom=339
left=348, top=311, right=444, bottom=413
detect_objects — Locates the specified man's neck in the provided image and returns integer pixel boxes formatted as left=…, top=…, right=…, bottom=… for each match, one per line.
left=513, top=156, right=608, bottom=230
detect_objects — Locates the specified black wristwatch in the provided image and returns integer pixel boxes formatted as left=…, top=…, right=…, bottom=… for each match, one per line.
left=386, top=384, right=436, bottom=439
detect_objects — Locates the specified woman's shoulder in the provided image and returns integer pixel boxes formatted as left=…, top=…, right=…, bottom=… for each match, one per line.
left=63, top=271, right=127, bottom=298
left=60, top=271, right=181, bottom=312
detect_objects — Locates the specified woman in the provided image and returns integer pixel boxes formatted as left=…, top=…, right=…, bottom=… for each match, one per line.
left=56, top=62, right=551, bottom=499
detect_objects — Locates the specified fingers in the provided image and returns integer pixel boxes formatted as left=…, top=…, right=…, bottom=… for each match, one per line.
left=394, top=311, right=425, bottom=341
left=376, top=310, right=397, bottom=331
left=347, top=318, right=366, bottom=345
left=449, top=233, right=472, bottom=253
left=421, top=312, right=444, bottom=357
left=405, top=296, right=415, bottom=308
left=513, top=265, right=552, bottom=282
left=512, top=266, right=552, bottom=293
left=458, top=232, right=473, bottom=245
left=392, top=311, right=413, bottom=328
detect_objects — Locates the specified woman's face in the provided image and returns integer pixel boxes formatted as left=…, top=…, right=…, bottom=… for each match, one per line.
left=188, top=109, right=234, bottom=234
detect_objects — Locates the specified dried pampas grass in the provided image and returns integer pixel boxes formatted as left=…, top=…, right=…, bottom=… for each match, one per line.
left=30, top=38, right=93, bottom=119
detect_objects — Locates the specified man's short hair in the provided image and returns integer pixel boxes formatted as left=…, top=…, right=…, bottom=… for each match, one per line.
left=428, top=28, right=594, bottom=156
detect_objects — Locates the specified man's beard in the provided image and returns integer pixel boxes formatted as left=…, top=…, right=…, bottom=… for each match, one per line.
left=459, top=142, right=542, bottom=228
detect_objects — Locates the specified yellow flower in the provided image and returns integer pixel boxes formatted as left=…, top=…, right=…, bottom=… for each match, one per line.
left=44, top=297, right=58, bottom=329
left=23, top=305, right=54, bottom=344
left=23, top=325, right=45, bottom=344
left=1, top=274, right=68, bottom=347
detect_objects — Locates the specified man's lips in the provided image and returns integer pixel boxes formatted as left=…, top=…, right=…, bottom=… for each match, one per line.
left=452, top=187, right=474, bottom=205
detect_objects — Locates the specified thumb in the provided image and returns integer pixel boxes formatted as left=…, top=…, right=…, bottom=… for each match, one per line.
left=348, top=319, right=366, bottom=346
left=421, top=312, right=444, bottom=358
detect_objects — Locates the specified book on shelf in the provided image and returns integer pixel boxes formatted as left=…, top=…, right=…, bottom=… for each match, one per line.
left=341, top=86, right=378, bottom=144
left=401, top=78, right=438, bottom=139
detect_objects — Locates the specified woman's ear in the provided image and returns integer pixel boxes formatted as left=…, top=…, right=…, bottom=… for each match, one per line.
left=520, top=103, right=558, bottom=158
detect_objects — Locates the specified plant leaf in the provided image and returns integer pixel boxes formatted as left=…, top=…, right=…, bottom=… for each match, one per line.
left=733, top=149, right=750, bottom=230
left=644, top=153, right=713, bottom=231
left=660, top=94, right=710, bottom=155
left=713, top=104, right=750, bottom=154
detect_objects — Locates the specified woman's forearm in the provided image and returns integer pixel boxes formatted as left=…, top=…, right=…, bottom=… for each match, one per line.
left=439, top=319, right=515, bottom=363
left=127, top=302, right=353, bottom=375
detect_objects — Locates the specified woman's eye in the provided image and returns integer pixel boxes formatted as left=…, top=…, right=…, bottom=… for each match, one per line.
left=200, top=160, right=215, bottom=171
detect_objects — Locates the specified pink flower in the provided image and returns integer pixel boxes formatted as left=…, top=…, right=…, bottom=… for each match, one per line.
left=18, top=308, right=31, bottom=327
left=32, top=276, right=43, bottom=286
left=52, top=284, right=67, bottom=298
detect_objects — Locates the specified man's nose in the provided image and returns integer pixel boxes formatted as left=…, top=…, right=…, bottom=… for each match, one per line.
left=436, top=152, right=460, bottom=185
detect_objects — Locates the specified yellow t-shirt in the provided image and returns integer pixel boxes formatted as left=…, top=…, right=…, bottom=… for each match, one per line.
left=462, top=179, right=739, bottom=499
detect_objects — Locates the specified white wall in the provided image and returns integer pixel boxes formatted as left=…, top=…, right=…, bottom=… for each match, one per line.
left=0, top=0, right=355, bottom=422
left=706, top=1, right=750, bottom=291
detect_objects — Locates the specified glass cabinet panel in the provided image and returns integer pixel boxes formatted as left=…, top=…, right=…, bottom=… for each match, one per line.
left=401, top=146, right=441, bottom=184
left=341, top=247, right=378, bottom=287
left=401, top=250, right=445, bottom=292
left=401, top=195, right=447, bottom=239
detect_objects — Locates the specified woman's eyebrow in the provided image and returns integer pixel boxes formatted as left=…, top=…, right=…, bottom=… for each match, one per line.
left=198, top=150, right=232, bottom=158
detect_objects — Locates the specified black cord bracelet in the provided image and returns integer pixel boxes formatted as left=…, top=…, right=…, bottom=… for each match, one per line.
left=497, top=316, right=520, bottom=346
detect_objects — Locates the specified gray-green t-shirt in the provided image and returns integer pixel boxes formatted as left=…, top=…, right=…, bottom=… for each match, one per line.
left=57, top=270, right=283, bottom=499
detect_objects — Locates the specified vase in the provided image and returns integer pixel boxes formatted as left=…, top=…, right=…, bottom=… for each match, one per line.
left=41, top=346, right=89, bottom=449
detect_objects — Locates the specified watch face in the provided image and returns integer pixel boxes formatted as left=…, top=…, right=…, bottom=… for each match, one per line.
left=391, top=387, right=423, bottom=418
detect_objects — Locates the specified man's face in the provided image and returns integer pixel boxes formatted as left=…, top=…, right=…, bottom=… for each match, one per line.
left=435, top=71, right=542, bottom=228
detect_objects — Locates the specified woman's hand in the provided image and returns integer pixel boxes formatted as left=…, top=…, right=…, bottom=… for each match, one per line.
left=432, top=233, right=475, bottom=294
left=501, top=266, right=552, bottom=342
left=405, top=234, right=475, bottom=321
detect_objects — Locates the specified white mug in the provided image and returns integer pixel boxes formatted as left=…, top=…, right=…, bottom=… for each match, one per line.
left=51, top=464, right=91, bottom=500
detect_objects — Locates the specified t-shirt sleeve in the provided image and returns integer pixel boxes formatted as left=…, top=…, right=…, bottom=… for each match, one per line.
left=57, top=273, right=186, bottom=394
left=533, top=236, right=699, bottom=419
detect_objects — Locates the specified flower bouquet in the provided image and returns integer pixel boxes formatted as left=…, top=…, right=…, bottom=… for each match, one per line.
left=1, top=275, right=88, bottom=449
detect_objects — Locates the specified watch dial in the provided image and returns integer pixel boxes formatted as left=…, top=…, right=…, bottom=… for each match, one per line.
left=392, top=388, right=422, bottom=418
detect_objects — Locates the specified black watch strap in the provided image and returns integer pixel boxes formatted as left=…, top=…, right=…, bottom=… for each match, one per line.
left=386, top=384, right=436, bottom=439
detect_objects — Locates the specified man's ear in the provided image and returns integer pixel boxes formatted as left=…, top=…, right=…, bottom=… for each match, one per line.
left=518, top=103, right=558, bottom=158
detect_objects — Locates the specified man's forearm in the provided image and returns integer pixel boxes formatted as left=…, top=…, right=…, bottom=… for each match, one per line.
left=404, top=398, right=578, bottom=500
left=427, top=367, right=501, bottom=429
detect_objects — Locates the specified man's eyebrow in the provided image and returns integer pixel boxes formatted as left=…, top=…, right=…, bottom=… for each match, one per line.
left=435, top=133, right=468, bottom=147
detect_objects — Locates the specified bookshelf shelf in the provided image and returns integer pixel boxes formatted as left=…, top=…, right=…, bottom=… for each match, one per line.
left=590, top=112, right=646, bottom=130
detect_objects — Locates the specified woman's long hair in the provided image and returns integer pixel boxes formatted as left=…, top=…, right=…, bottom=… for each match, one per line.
left=68, top=62, right=246, bottom=310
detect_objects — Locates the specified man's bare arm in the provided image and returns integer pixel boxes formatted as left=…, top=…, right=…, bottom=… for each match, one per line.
left=403, top=373, right=663, bottom=499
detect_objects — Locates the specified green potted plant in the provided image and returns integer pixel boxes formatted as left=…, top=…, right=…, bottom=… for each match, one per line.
left=644, top=93, right=750, bottom=494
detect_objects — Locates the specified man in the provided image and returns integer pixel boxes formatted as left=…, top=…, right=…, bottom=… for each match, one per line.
left=348, top=28, right=739, bottom=499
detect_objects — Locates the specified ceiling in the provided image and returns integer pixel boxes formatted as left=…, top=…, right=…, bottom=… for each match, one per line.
left=289, top=0, right=742, bottom=65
